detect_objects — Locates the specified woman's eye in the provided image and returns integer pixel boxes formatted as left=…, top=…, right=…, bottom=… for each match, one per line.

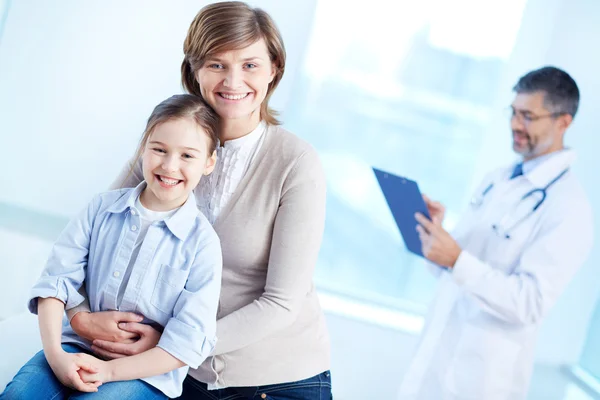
left=208, top=63, right=224, bottom=69
left=152, top=148, right=166, bottom=153
left=182, top=153, right=194, bottom=159
left=245, top=63, right=257, bottom=69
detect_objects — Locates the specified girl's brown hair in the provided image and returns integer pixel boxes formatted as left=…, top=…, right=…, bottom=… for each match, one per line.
left=126, top=94, right=219, bottom=184
left=181, top=1, right=286, bottom=125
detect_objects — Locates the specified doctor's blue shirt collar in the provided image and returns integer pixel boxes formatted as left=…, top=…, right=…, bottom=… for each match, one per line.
left=106, top=181, right=200, bottom=241
left=515, top=148, right=576, bottom=188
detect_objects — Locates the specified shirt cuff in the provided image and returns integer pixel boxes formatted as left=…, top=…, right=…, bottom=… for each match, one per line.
left=28, top=277, right=85, bottom=314
left=66, top=299, right=91, bottom=321
left=452, top=250, right=492, bottom=287
left=158, top=318, right=216, bottom=369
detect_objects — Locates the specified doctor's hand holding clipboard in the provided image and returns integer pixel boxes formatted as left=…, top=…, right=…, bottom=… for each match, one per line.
left=415, top=195, right=462, bottom=268
left=373, top=167, right=461, bottom=268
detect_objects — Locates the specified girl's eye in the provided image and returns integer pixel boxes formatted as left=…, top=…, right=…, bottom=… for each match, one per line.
left=208, top=63, right=224, bottom=69
left=182, top=153, right=194, bottom=159
left=152, top=148, right=166, bottom=153
left=245, top=63, right=257, bottom=69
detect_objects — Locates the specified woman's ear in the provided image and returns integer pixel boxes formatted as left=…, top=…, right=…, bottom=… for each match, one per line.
left=268, top=62, right=277, bottom=84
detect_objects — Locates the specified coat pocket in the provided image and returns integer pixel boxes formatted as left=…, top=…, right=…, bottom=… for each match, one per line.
left=445, top=325, right=521, bottom=399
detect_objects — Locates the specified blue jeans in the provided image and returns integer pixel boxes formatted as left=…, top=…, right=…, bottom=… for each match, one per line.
left=176, top=371, right=332, bottom=400
left=0, top=344, right=166, bottom=400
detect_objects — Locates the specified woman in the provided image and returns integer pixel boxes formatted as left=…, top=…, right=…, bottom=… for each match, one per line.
left=66, top=2, right=332, bottom=399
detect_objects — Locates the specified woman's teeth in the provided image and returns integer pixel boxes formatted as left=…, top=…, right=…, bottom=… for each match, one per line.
left=220, top=93, right=249, bottom=100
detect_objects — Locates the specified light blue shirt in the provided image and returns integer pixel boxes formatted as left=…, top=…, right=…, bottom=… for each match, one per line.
left=28, top=182, right=222, bottom=398
left=520, top=148, right=567, bottom=176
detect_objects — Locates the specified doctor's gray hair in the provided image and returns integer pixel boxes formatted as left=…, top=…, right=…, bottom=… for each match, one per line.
left=513, top=66, right=580, bottom=118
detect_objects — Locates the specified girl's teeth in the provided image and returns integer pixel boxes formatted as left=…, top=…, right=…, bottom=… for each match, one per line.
left=159, top=176, right=178, bottom=185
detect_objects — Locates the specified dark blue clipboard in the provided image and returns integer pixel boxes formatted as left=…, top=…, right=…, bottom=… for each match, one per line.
left=373, top=167, right=431, bottom=257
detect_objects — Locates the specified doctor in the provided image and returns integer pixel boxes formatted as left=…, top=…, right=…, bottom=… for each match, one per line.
left=398, top=66, right=594, bottom=400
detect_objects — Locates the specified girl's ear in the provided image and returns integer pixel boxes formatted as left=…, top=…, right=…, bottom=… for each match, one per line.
left=203, top=150, right=217, bottom=175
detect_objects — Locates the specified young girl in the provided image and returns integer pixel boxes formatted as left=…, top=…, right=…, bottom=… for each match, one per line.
left=1, top=94, right=222, bottom=399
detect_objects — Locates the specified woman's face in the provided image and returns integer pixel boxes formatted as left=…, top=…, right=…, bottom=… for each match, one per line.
left=195, top=39, right=276, bottom=123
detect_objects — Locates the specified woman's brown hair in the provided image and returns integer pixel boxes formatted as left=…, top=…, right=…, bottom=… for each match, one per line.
left=181, top=1, right=286, bottom=125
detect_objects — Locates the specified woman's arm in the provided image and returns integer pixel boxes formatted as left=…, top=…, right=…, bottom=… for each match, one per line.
left=213, top=147, right=326, bottom=355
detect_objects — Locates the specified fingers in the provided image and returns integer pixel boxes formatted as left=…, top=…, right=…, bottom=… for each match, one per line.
left=76, top=359, right=99, bottom=374
left=79, top=370, right=100, bottom=383
left=416, top=224, right=427, bottom=240
left=116, top=312, right=144, bottom=323
left=117, top=322, right=148, bottom=335
left=68, top=370, right=99, bottom=393
left=91, top=345, right=128, bottom=360
left=115, top=329, right=139, bottom=341
left=415, top=213, right=434, bottom=232
left=93, top=338, right=134, bottom=355
left=92, top=341, right=133, bottom=357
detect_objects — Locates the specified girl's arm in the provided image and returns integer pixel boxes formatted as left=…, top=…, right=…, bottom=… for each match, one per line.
left=82, top=347, right=185, bottom=383
left=29, top=195, right=103, bottom=315
left=81, top=234, right=222, bottom=382
left=38, top=297, right=102, bottom=393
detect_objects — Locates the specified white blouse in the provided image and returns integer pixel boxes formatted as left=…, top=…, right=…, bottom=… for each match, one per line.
left=197, top=121, right=266, bottom=224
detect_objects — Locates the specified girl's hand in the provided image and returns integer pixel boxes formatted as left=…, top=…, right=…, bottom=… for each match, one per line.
left=46, top=351, right=103, bottom=392
left=78, top=358, right=114, bottom=385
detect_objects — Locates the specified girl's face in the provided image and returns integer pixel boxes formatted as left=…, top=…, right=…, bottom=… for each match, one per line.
left=195, top=39, right=276, bottom=124
left=140, top=118, right=216, bottom=211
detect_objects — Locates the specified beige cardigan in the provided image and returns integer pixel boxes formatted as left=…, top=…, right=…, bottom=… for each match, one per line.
left=68, top=125, right=330, bottom=388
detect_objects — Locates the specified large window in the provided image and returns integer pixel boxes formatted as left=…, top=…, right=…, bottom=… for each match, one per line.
left=286, top=0, right=528, bottom=309
left=578, top=300, right=600, bottom=383
left=0, top=0, right=10, bottom=40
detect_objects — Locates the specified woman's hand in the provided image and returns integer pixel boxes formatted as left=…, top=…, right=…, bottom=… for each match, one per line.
left=91, top=322, right=161, bottom=359
left=70, top=311, right=144, bottom=342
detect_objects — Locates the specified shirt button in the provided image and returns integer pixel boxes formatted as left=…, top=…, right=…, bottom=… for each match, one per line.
left=131, top=225, right=137, bottom=231
left=113, top=271, right=120, bottom=278
left=261, top=395, right=267, bottom=399
left=131, top=209, right=136, bottom=216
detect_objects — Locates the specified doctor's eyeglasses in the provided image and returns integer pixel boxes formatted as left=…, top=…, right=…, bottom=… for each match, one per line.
left=505, top=107, right=564, bottom=126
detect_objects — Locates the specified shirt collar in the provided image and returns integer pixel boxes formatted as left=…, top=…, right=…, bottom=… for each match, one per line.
left=106, top=181, right=147, bottom=214
left=106, top=181, right=199, bottom=241
left=164, top=191, right=199, bottom=241
left=218, top=120, right=266, bottom=150
left=516, top=148, right=576, bottom=187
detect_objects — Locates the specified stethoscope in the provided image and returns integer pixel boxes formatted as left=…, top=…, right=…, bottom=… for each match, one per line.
left=470, top=168, right=569, bottom=239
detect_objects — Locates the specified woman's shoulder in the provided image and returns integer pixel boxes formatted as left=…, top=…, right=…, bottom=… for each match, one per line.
left=264, top=124, right=320, bottom=164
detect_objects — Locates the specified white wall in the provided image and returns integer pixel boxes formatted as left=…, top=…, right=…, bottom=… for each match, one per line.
left=0, top=0, right=316, bottom=217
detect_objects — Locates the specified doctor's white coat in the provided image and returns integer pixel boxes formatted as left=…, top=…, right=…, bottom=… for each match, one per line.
left=398, top=150, right=594, bottom=400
